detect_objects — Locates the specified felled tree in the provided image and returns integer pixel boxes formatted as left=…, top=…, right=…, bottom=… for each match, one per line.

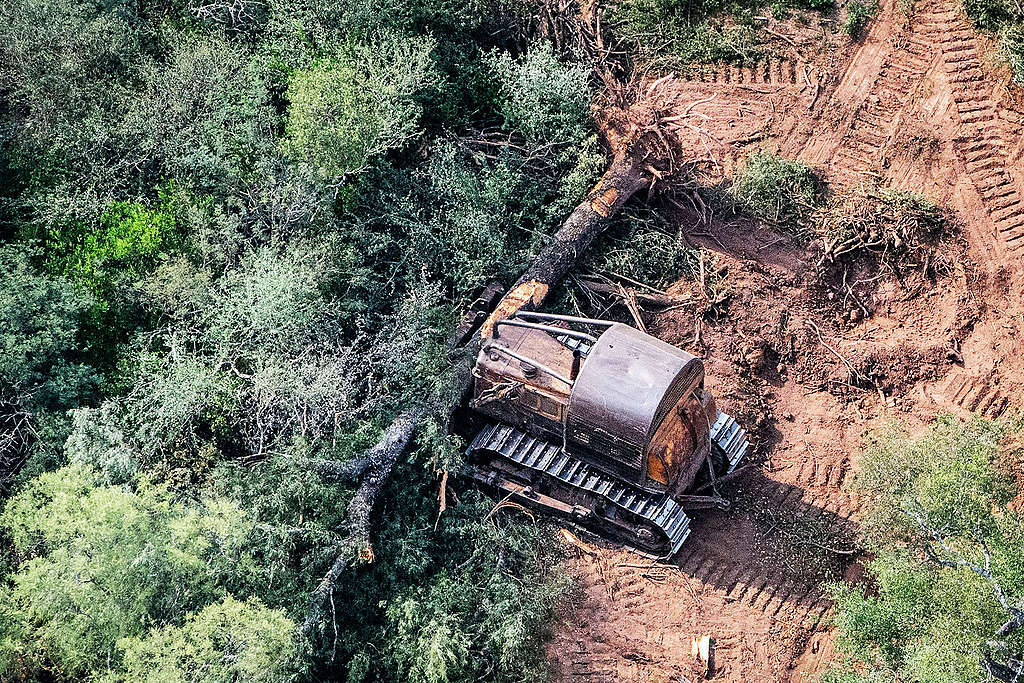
left=303, top=76, right=698, bottom=630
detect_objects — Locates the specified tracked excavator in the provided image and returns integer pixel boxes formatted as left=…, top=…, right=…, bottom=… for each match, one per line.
left=460, top=307, right=749, bottom=558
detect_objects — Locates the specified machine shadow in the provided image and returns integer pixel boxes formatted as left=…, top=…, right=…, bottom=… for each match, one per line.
left=663, top=468, right=858, bottom=621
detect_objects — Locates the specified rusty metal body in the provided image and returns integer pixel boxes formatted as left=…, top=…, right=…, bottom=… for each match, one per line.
left=464, top=311, right=748, bottom=556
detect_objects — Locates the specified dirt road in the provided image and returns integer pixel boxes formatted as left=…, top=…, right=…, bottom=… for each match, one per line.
left=547, top=0, right=1024, bottom=678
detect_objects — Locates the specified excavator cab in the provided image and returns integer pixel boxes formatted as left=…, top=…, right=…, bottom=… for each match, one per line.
left=464, top=311, right=748, bottom=556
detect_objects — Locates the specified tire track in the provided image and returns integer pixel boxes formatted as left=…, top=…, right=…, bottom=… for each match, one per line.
left=922, top=4, right=1024, bottom=254
left=831, top=28, right=933, bottom=175
left=943, top=370, right=1011, bottom=417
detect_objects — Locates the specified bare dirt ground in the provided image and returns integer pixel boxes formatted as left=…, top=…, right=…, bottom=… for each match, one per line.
left=546, top=0, right=1024, bottom=679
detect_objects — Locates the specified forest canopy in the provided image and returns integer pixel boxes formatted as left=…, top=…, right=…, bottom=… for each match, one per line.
left=0, top=0, right=601, bottom=679
left=826, top=416, right=1024, bottom=683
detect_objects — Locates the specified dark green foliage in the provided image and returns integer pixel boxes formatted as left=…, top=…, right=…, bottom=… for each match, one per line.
left=731, top=150, right=822, bottom=238
left=0, top=247, right=95, bottom=480
left=842, top=0, right=878, bottom=38
left=825, top=416, right=1024, bottom=682
left=584, top=207, right=698, bottom=288
left=0, top=0, right=596, bottom=677
left=0, top=248, right=94, bottom=413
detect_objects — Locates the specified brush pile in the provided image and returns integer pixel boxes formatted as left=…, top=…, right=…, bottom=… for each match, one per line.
left=818, top=186, right=947, bottom=274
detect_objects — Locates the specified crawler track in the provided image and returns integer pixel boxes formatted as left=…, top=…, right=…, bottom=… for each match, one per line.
left=831, top=32, right=933, bottom=175
left=682, top=58, right=804, bottom=85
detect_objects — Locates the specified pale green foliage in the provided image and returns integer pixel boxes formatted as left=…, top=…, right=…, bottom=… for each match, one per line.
left=486, top=42, right=591, bottom=148
left=830, top=551, right=1000, bottom=682
left=284, top=35, right=435, bottom=180
left=388, top=583, right=472, bottom=683
left=853, top=416, right=1013, bottom=546
left=380, top=495, right=570, bottom=683
left=114, top=596, right=296, bottom=683
left=126, top=35, right=277, bottom=192
left=826, top=416, right=1024, bottom=682
left=65, top=404, right=137, bottom=484
left=127, top=242, right=365, bottom=462
left=0, top=464, right=256, bottom=678
left=361, top=281, right=461, bottom=414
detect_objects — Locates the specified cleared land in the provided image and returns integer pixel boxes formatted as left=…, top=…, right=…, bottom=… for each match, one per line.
left=546, top=0, right=1024, bottom=678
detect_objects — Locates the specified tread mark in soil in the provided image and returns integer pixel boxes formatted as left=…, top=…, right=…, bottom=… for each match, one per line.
left=924, top=5, right=1024, bottom=254
left=943, top=370, right=1011, bottom=417
left=686, top=58, right=803, bottom=85
left=829, top=27, right=932, bottom=178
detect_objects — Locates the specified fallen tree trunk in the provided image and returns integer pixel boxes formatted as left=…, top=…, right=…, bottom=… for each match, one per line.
left=478, top=150, right=650, bottom=335
left=302, top=149, right=653, bottom=634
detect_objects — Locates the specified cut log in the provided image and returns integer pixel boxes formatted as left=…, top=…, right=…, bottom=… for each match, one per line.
left=479, top=150, right=649, bottom=337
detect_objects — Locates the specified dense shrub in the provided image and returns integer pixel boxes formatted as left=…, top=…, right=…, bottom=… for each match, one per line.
left=843, top=0, right=878, bottom=38
left=0, top=464, right=261, bottom=679
left=283, top=36, right=435, bottom=180
left=485, top=42, right=592, bottom=150
left=0, top=0, right=595, bottom=678
left=731, top=150, right=822, bottom=238
left=0, top=247, right=95, bottom=482
left=116, top=597, right=296, bottom=683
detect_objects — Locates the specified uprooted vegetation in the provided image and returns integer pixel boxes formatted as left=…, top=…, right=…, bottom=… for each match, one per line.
left=730, top=151, right=954, bottom=288
left=0, top=0, right=625, bottom=678
left=547, top=202, right=733, bottom=334
left=818, top=186, right=950, bottom=274
left=609, top=0, right=837, bottom=68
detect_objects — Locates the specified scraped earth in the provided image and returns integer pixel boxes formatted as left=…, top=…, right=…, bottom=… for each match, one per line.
left=546, top=0, right=1024, bottom=679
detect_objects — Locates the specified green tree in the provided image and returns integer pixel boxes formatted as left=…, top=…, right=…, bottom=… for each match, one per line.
left=485, top=42, right=592, bottom=150
left=114, top=596, right=296, bottom=683
left=47, top=189, right=180, bottom=303
left=826, top=416, right=1024, bottom=682
left=283, top=36, right=435, bottom=181
left=0, top=463, right=258, bottom=679
left=0, top=246, right=95, bottom=483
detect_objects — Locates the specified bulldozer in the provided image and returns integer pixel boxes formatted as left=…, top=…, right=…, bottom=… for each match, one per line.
left=460, top=309, right=748, bottom=558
